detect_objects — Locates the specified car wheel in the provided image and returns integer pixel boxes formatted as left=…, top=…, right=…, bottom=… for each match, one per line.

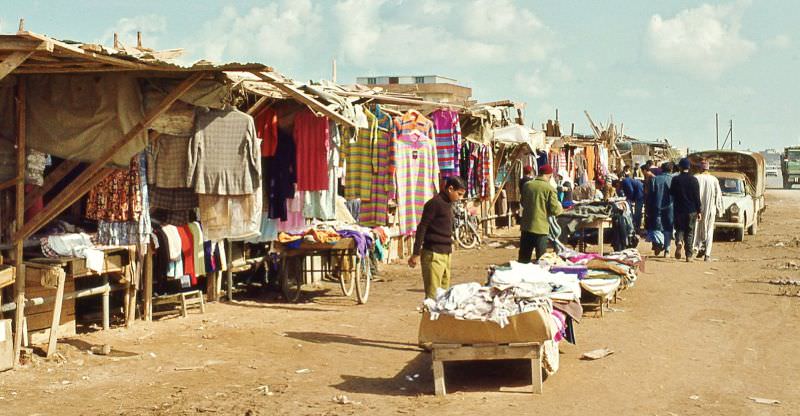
left=734, top=215, right=745, bottom=242
left=748, top=215, right=758, bottom=235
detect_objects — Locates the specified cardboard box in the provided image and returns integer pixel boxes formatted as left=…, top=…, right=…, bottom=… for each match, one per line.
left=418, top=309, right=553, bottom=345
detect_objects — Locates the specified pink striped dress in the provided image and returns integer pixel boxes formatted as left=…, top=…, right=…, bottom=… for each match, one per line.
left=394, top=131, right=439, bottom=235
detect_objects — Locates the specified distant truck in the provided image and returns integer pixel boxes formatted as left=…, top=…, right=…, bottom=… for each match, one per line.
left=688, top=150, right=766, bottom=242
left=781, top=146, right=800, bottom=189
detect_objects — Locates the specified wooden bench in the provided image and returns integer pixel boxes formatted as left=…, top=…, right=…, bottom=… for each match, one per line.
left=152, top=290, right=205, bottom=318
left=431, top=342, right=543, bottom=396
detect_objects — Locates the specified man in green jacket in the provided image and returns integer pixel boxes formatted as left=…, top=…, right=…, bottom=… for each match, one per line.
left=519, top=164, right=563, bottom=263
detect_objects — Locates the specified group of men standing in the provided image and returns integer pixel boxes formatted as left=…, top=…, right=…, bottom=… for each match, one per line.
left=624, top=158, right=723, bottom=262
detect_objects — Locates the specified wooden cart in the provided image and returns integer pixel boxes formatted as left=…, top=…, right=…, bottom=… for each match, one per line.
left=271, top=238, right=371, bottom=304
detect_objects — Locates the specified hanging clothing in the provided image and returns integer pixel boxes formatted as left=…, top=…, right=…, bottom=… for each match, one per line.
left=277, top=191, right=306, bottom=233
left=693, top=172, right=724, bottom=257
left=176, top=225, right=196, bottom=284
left=343, top=109, right=374, bottom=201
left=391, top=110, right=436, bottom=177
left=430, top=109, right=462, bottom=178
left=188, top=108, right=260, bottom=195
left=86, top=156, right=143, bottom=222
left=152, top=134, right=192, bottom=188
left=293, top=108, right=330, bottom=191
left=360, top=107, right=393, bottom=227
left=267, top=130, right=297, bottom=221
left=187, top=222, right=206, bottom=277
left=255, top=107, right=279, bottom=157
left=304, top=121, right=340, bottom=220
left=198, top=193, right=261, bottom=241
left=395, top=132, right=439, bottom=235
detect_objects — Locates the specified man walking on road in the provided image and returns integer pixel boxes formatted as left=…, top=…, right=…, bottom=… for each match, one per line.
left=408, top=176, right=467, bottom=299
left=645, top=162, right=674, bottom=256
left=693, top=160, right=724, bottom=261
left=519, top=164, right=563, bottom=263
left=670, top=158, right=702, bottom=262
left=620, top=166, right=645, bottom=232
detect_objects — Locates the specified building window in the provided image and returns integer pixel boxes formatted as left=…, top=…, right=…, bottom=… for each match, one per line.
left=388, top=77, right=399, bottom=84
left=367, top=77, right=377, bottom=85
left=415, top=76, right=425, bottom=84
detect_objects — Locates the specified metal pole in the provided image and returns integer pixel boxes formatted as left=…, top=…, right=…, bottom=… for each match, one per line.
left=730, top=120, right=734, bottom=150
left=715, top=113, right=719, bottom=149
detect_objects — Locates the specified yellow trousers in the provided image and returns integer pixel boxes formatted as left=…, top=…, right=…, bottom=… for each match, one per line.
left=421, top=249, right=451, bottom=299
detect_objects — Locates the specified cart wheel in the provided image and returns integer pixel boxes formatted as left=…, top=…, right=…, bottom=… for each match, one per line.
left=280, top=257, right=303, bottom=303
left=355, top=257, right=371, bottom=304
left=338, top=255, right=355, bottom=296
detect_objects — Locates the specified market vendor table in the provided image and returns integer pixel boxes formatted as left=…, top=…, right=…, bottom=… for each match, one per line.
left=271, top=238, right=370, bottom=304
left=578, top=218, right=613, bottom=255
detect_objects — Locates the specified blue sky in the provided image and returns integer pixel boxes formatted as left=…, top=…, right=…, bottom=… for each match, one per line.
left=1, top=0, right=797, bottom=151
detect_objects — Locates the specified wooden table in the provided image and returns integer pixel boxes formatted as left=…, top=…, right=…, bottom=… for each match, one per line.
left=579, top=218, right=613, bottom=255
left=431, top=342, right=543, bottom=396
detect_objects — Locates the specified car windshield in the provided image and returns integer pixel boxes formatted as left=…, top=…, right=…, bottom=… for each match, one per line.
left=719, top=178, right=745, bottom=194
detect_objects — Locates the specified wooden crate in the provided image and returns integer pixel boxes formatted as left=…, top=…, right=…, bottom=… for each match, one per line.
left=23, top=266, right=76, bottom=342
left=431, top=342, right=543, bottom=396
left=0, top=265, right=14, bottom=289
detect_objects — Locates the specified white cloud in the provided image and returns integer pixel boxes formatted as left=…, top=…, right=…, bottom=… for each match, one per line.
left=335, top=0, right=556, bottom=68
left=514, top=70, right=549, bottom=98
left=100, top=14, right=167, bottom=49
left=646, top=1, right=756, bottom=78
left=186, top=0, right=323, bottom=67
left=766, top=34, right=791, bottom=49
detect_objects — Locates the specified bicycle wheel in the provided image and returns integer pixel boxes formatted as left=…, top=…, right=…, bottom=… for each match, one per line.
left=280, top=257, right=303, bottom=303
left=355, top=257, right=371, bottom=304
left=338, top=255, right=355, bottom=296
left=455, top=223, right=479, bottom=249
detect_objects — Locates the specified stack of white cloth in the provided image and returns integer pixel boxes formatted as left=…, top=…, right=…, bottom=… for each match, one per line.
left=489, top=261, right=581, bottom=302
left=423, top=281, right=553, bottom=328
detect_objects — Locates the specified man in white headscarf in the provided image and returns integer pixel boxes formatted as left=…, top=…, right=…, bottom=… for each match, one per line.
left=693, top=159, right=724, bottom=261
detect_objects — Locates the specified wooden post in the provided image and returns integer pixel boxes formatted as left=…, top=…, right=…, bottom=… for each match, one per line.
left=12, top=77, right=26, bottom=366
left=225, top=242, right=233, bottom=302
left=101, top=275, right=109, bottom=330
left=143, top=248, right=153, bottom=321
left=432, top=359, right=446, bottom=396
left=45, top=270, right=66, bottom=358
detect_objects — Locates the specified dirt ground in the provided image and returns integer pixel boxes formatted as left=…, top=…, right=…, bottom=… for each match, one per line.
left=1, top=190, right=799, bottom=416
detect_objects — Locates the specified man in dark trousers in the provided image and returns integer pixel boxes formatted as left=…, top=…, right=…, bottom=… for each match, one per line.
left=519, top=164, right=563, bottom=263
left=670, top=158, right=702, bottom=262
left=408, top=176, right=467, bottom=299
left=620, top=166, right=645, bottom=232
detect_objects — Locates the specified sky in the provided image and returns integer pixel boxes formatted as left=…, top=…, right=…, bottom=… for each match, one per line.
left=0, top=0, right=797, bottom=151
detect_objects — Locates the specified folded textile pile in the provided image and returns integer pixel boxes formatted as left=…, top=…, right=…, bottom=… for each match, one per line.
left=423, top=281, right=553, bottom=328
left=489, top=261, right=581, bottom=302
left=40, top=233, right=105, bottom=272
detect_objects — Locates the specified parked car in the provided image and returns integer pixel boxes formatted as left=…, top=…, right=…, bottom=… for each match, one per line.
left=688, top=150, right=766, bottom=242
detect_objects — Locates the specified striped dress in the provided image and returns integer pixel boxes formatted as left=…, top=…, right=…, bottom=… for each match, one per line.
left=395, top=131, right=439, bottom=235
left=360, top=109, right=393, bottom=226
left=430, top=109, right=462, bottom=178
left=391, top=110, right=435, bottom=178
left=343, top=110, right=375, bottom=200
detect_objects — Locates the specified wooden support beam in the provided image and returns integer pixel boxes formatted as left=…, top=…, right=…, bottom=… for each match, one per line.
left=251, top=71, right=357, bottom=128
left=14, top=71, right=208, bottom=241
left=0, top=50, right=34, bottom=81
left=24, top=160, right=80, bottom=210
left=0, top=176, right=22, bottom=192
left=17, top=31, right=146, bottom=70
left=246, top=95, right=270, bottom=116
left=12, top=78, right=26, bottom=367
left=45, top=269, right=66, bottom=358
left=0, top=36, right=52, bottom=52
left=143, top=248, right=153, bottom=321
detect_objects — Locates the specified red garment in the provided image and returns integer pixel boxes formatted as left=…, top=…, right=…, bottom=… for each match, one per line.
left=176, top=225, right=196, bottom=285
left=292, top=108, right=329, bottom=191
left=255, top=107, right=279, bottom=157
left=25, top=184, right=44, bottom=221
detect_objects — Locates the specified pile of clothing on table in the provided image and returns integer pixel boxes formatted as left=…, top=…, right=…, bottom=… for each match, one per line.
left=273, top=223, right=381, bottom=261
left=539, top=248, right=643, bottom=301
left=556, top=199, right=638, bottom=251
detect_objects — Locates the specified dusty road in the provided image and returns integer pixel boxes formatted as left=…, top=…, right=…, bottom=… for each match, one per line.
left=1, top=191, right=799, bottom=416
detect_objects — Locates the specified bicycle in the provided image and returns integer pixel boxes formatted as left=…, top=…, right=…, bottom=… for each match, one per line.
left=453, top=200, right=482, bottom=249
